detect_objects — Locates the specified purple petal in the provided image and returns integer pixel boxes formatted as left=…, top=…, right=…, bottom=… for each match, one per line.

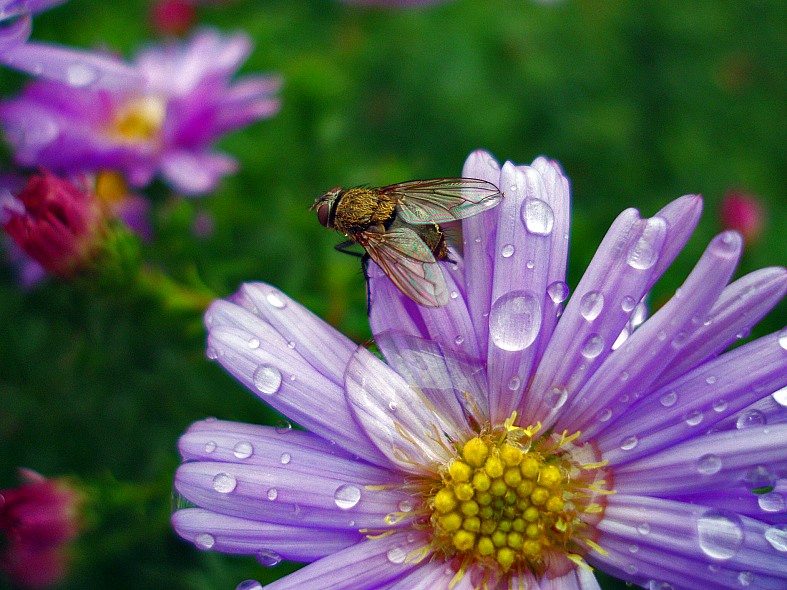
left=0, top=13, right=30, bottom=50
left=649, top=194, right=704, bottom=279
left=172, top=508, right=361, bottom=561
left=388, top=559, right=473, bottom=590
left=596, top=331, right=787, bottom=465
left=345, top=345, right=462, bottom=474
left=538, top=568, right=600, bottom=590
left=262, top=531, right=429, bottom=590
left=673, top=481, right=787, bottom=525
left=159, top=150, right=236, bottom=195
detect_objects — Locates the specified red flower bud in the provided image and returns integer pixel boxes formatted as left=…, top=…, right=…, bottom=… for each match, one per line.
left=150, top=0, right=197, bottom=36
left=720, top=189, right=765, bottom=244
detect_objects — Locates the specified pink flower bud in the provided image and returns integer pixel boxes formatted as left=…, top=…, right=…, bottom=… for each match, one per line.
left=150, top=0, right=197, bottom=36
left=720, top=189, right=765, bottom=244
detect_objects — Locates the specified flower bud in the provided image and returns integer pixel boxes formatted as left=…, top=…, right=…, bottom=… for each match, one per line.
left=720, top=189, right=764, bottom=244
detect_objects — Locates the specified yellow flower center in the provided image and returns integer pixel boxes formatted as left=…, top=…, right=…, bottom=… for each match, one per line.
left=421, top=420, right=611, bottom=578
left=95, top=170, right=129, bottom=205
left=110, top=96, right=166, bottom=142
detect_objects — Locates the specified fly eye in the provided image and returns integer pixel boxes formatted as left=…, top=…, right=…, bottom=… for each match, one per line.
left=316, top=202, right=332, bottom=228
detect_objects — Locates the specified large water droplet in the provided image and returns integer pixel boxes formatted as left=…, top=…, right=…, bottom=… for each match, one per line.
left=712, top=399, right=728, bottom=413
left=501, top=243, right=515, bottom=258
left=253, top=365, right=282, bottom=395
left=256, top=549, right=282, bottom=567
left=627, top=219, right=662, bottom=270
left=247, top=338, right=260, bottom=349
left=758, top=492, right=785, bottom=513
left=489, top=291, right=542, bottom=351
left=544, top=386, right=568, bottom=409
left=579, top=291, right=605, bottom=321
left=266, top=291, right=287, bottom=309
left=620, top=436, right=638, bottom=451
left=522, top=198, right=554, bottom=236
left=660, top=391, right=678, bottom=407
left=387, top=546, right=407, bottom=564
left=778, top=328, right=787, bottom=351
left=598, top=408, right=613, bottom=422
left=736, top=410, right=766, bottom=430
left=334, top=484, right=362, bottom=510
left=212, top=472, right=237, bottom=494
left=743, top=465, right=774, bottom=493
left=581, top=334, right=605, bottom=358
left=66, top=63, right=98, bottom=87
left=204, top=441, right=217, bottom=454
left=772, top=386, right=787, bottom=408
left=236, top=581, right=263, bottom=590
left=764, top=526, right=787, bottom=552
left=233, top=441, right=253, bottom=459
left=685, top=410, right=703, bottom=426
left=696, top=511, right=744, bottom=560
left=194, top=533, right=215, bottom=549
left=546, top=281, right=569, bottom=304
left=697, top=454, right=722, bottom=475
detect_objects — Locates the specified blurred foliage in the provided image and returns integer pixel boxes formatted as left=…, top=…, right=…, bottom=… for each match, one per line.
left=0, top=0, right=784, bottom=588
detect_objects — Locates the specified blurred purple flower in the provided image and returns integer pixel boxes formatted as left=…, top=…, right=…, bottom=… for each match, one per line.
left=172, top=150, right=787, bottom=589
left=0, top=0, right=140, bottom=88
left=0, top=28, right=282, bottom=195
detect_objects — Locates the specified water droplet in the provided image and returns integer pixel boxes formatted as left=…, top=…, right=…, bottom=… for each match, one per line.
left=206, top=346, right=219, bottom=360
left=705, top=375, right=717, bottom=385
left=280, top=453, right=291, bottom=465
left=253, top=365, right=282, bottom=395
left=501, top=244, right=515, bottom=258
left=212, top=472, right=237, bottom=494
left=194, top=533, right=215, bottom=549
left=624, top=563, right=637, bottom=575
left=545, top=386, right=568, bottom=409
left=386, top=546, right=407, bottom=564
left=275, top=420, right=292, bottom=433
left=764, top=526, right=787, bottom=552
left=398, top=499, right=413, bottom=513
left=508, top=376, right=521, bottom=391
left=620, top=436, right=638, bottom=451
left=637, top=522, right=651, bottom=535
left=660, top=391, right=678, bottom=407
left=743, top=465, right=774, bottom=492
left=685, top=410, right=703, bottom=426
left=489, top=291, right=542, bottom=351
left=697, top=454, right=722, bottom=475
left=712, top=399, right=728, bottom=413
left=581, top=334, right=605, bottom=359
left=454, top=335, right=464, bottom=345
left=526, top=259, right=535, bottom=269
left=66, top=63, right=98, bottom=87
left=547, top=281, right=569, bottom=304
left=334, top=484, right=362, bottom=510
left=450, top=291, right=459, bottom=300
left=598, top=408, right=613, bottom=422
left=579, top=291, right=604, bottom=321
left=657, top=330, right=667, bottom=341
left=736, top=410, right=766, bottom=429
left=247, top=338, right=260, bottom=349
left=696, top=511, right=744, bottom=560
left=628, top=543, right=639, bottom=553
left=287, top=341, right=296, bottom=349
left=757, top=492, right=785, bottom=513
left=621, top=296, right=637, bottom=312
left=235, top=581, right=263, bottom=590
left=388, top=401, right=398, bottom=411
left=672, top=331, right=688, bottom=348
left=256, top=549, right=282, bottom=567
left=627, top=219, right=662, bottom=270
left=265, top=291, right=287, bottom=308
left=204, top=441, right=217, bottom=454
left=521, top=198, right=555, bottom=236
left=778, top=328, right=787, bottom=351
left=773, top=386, right=787, bottom=408
left=647, top=583, right=674, bottom=590
left=233, top=441, right=253, bottom=459
left=737, top=571, right=754, bottom=586
left=267, top=488, right=278, bottom=501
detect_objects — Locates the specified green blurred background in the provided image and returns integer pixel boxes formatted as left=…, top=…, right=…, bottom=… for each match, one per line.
left=0, top=0, right=784, bottom=588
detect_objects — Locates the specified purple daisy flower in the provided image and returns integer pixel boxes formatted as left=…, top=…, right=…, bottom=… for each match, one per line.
left=0, top=28, right=281, bottom=195
left=173, top=150, right=787, bottom=589
left=0, top=0, right=140, bottom=88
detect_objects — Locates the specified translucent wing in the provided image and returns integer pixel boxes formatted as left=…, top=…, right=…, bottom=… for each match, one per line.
left=380, top=178, right=502, bottom=225
left=359, top=227, right=450, bottom=307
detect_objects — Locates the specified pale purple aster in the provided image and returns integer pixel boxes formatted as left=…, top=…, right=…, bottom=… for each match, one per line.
left=0, top=0, right=140, bottom=88
left=173, top=150, right=787, bottom=589
left=0, top=28, right=281, bottom=195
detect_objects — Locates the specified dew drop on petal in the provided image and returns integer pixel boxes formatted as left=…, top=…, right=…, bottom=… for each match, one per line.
left=280, top=452, right=291, bottom=465
left=398, top=499, right=413, bottom=513
left=624, top=563, right=637, bottom=575
left=489, top=291, right=541, bottom=351
left=764, top=526, right=787, bottom=552
left=696, top=511, right=744, bottom=560
left=685, top=410, right=703, bottom=427
left=212, top=473, right=237, bottom=494
left=256, top=549, right=282, bottom=567
left=66, top=63, right=98, bottom=87
left=501, top=244, right=515, bottom=258
left=236, top=581, right=263, bottom=590
left=712, top=399, right=728, bottom=413
left=508, top=376, right=521, bottom=391
left=647, top=583, right=675, bottom=590
left=627, top=219, right=662, bottom=270
left=545, top=386, right=568, bottom=410
left=275, top=420, right=292, bottom=433
left=620, top=436, right=638, bottom=451
left=522, top=198, right=554, bottom=236
left=773, top=386, right=787, bottom=408
left=628, top=544, right=639, bottom=553
left=267, top=488, right=278, bottom=501
left=637, top=522, right=651, bottom=535
left=334, top=484, right=362, bottom=510
left=705, top=375, right=717, bottom=385
left=621, top=296, right=637, bottom=312
left=778, top=328, right=787, bottom=351
left=743, top=466, right=774, bottom=493
left=247, top=338, right=260, bottom=349
left=697, top=454, right=722, bottom=475
left=547, top=281, right=569, bottom=304
left=581, top=334, right=604, bottom=359
left=660, top=391, right=678, bottom=407
left=387, top=546, right=407, bottom=564
left=253, top=365, right=282, bottom=395
left=206, top=346, right=219, bottom=360
left=194, top=533, right=215, bottom=550
left=266, top=291, right=287, bottom=309
left=597, top=408, right=613, bottom=422
left=579, top=291, right=604, bottom=321
left=736, top=410, right=766, bottom=430
left=204, top=441, right=217, bottom=454
left=454, top=335, right=464, bottom=346
left=388, top=400, right=398, bottom=412
left=758, top=492, right=785, bottom=513
left=233, top=441, right=253, bottom=459
left=737, top=571, right=754, bottom=587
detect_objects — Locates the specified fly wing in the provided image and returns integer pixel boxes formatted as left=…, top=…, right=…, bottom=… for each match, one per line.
left=380, top=178, right=502, bottom=225
left=359, top=227, right=450, bottom=307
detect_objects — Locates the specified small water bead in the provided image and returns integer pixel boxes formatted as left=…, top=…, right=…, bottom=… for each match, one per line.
left=737, top=571, right=754, bottom=587
left=764, top=526, right=787, bottom=552
left=637, top=522, right=651, bottom=535
left=450, top=291, right=459, bottom=300
left=267, top=488, right=278, bottom=501
left=387, top=546, right=407, bottom=564
left=685, top=410, right=703, bottom=427
left=253, top=365, right=282, bottom=395
left=743, top=466, right=774, bottom=492
left=388, top=401, right=398, bottom=412
left=597, top=408, right=613, bottom=422
left=671, top=331, right=689, bottom=348
left=334, top=484, right=362, bottom=510
left=545, top=386, right=568, bottom=409
left=656, top=330, right=667, bottom=341
left=256, top=549, right=282, bottom=567
left=398, top=499, right=413, bottom=513
left=757, top=492, right=785, bottom=513
left=247, top=338, right=260, bottom=349
left=280, top=453, right=291, bottom=465
left=233, top=441, right=253, bottom=459
left=696, top=511, right=744, bottom=560
left=579, top=291, right=605, bottom=321
left=581, top=334, right=605, bottom=359
left=66, top=63, right=98, bottom=87
left=621, top=296, right=637, bottom=312
left=454, top=335, right=464, bottom=346
left=712, top=399, right=728, bottom=413
left=206, top=346, right=219, bottom=360
left=526, top=259, right=535, bottom=269
left=508, top=376, right=521, bottom=391
left=697, top=454, right=722, bottom=475
left=705, top=375, right=717, bottom=385
left=501, top=244, right=515, bottom=258
left=194, top=533, right=215, bottom=550
left=212, top=472, right=237, bottom=494
left=522, top=198, right=555, bottom=236
left=628, top=544, right=639, bottom=554
left=659, top=391, right=678, bottom=407
left=736, top=410, right=766, bottom=429
left=489, top=291, right=542, bottom=351
left=204, top=441, right=217, bottom=454
left=627, top=218, right=662, bottom=270
left=620, top=436, right=639, bottom=451
left=546, top=281, right=570, bottom=304
left=275, top=420, right=292, bottom=433
left=648, top=583, right=675, bottom=590
left=265, top=291, right=287, bottom=309
left=624, top=563, right=638, bottom=575
left=287, top=341, right=296, bottom=349
left=235, top=581, right=263, bottom=590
